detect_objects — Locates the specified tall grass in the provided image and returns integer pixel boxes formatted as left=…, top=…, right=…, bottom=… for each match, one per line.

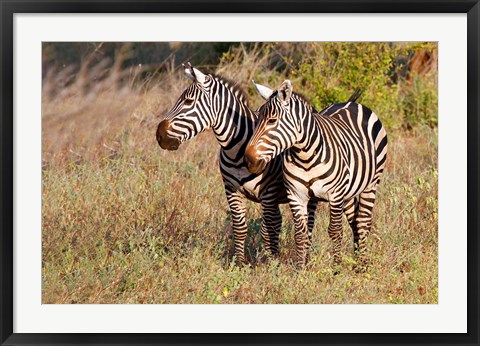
left=42, top=42, right=438, bottom=304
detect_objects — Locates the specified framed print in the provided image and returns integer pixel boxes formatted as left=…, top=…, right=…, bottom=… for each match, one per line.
left=1, top=1, right=479, bottom=345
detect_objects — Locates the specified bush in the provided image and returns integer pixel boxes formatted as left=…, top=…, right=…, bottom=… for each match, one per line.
left=217, top=42, right=438, bottom=132
left=288, top=42, right=437, bottom=131
left=399, top=72, right=438, bottom=129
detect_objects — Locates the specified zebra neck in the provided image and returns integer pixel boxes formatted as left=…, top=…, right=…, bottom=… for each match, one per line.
left=290, top=114, right=325, bottom=161
left=212, top=103, right=256, bottom=163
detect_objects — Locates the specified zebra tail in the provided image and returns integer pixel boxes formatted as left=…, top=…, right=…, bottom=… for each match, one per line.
left=347, top=89, right=363, bottom=103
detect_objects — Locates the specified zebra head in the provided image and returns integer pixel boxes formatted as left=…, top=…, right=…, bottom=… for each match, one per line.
left=245, top=80, right=307, bottom=174
left=156, top=63, right=214, bottom=151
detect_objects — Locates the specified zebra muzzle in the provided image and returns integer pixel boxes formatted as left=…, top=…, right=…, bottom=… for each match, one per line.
left=245, top=145, right=267, bottom=174
left=156, top=120, right=181, bottom=151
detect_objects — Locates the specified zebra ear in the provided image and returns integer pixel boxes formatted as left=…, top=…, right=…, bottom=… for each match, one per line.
left=183, top=62, right=207, bottom=84
left=278, top=80, right=292, bottom=105
left=183, top=62, right=194, bottom=81
left=252, top=80, right=274, bottom=101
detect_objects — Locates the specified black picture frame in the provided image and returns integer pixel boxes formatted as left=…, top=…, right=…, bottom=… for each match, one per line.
left=1, top=1, right=479, bottom=345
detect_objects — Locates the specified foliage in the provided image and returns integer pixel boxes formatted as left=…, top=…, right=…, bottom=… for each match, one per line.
left=217, top=42, right=438, bottom=131
left=399, top=73, right=438, bottom=129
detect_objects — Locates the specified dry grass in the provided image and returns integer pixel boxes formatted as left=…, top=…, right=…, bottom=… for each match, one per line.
left=42, top=64, right=438, bottom=304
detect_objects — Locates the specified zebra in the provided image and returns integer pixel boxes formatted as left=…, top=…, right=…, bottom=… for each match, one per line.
left=245, top=80, right=388, bottom=270
left=156, top=63, right=321, bottom=264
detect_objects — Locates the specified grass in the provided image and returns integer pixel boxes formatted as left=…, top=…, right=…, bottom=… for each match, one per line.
left=41, top=77, right=438, bottom=304
left=42, top=42, right=438, bottom=303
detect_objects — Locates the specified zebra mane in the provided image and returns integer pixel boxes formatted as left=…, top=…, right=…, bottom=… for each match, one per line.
left=269, top=90, right=317, bottom=113
left=212, top=74, right=250, bottom=105
left=293, top=92, right=316, bottom=112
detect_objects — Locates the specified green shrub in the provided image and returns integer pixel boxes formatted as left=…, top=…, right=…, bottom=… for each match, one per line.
left=218, top=42, right=438, bottom=132
left=399, top=73, right=438, bottom=129
left=288, top=42, right=437, bottom=131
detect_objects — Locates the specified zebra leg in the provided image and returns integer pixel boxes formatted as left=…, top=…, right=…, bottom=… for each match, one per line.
left=260, top=203, right=282, bottom=258
left=226, top=192, right=248, bottom=265
left=328, top=199, right=345, bottom=269
left=305, top=199, right=318, bottom=264
left=344, top=197, right=360, bottom=251
left=354, top=188, right=377, bottom=271
left=307, top=199, right=318, bottom=247
left=289, top=201, right=310, bottom=268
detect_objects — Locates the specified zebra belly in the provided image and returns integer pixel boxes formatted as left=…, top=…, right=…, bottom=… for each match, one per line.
left=284, top=163, right=330, bottom=203
left=222, top=159, right=288, bottom=203
left=309, top=180, right=332, bottom=201
left=284, top=160, right=370, bottom=203
left=240, top=174, right=262, bottom=202
left=309, top=169, right=374, bottom=202
left=221, top=164, right=260, bottom=201
left=342, top=156, right=377, bottom=200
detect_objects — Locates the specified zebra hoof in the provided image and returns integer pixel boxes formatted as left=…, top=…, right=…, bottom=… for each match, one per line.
left=236, top=261, right=248, bottom=268
left=232, top=255, right=248, bottom=268
left=262, top=252, right=280, bottom=266
left=353, top=256, right=368, bottom=273
left=332, top=260, right=342, bottom=275
left=353, top=263, right=368, bottom=274
left=294, top=262, right=307, bottom=271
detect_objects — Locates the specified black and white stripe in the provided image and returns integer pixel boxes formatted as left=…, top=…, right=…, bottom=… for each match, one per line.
left=246, top=80, right=387, bottom=269
left=156, top=64, right=320, bottom=264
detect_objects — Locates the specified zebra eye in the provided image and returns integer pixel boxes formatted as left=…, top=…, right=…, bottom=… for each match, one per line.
left=267, top=118, right=277, bottom=125
left=184, top=98, right=194, bottom=106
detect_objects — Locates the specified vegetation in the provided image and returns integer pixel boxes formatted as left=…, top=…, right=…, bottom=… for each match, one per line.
left=42, top=42, right=438, bottom=304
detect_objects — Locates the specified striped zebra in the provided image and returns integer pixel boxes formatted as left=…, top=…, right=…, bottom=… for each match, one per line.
left=245, top=80, right=388, bottom=269
left=156, top=63, right=320, bottom=264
